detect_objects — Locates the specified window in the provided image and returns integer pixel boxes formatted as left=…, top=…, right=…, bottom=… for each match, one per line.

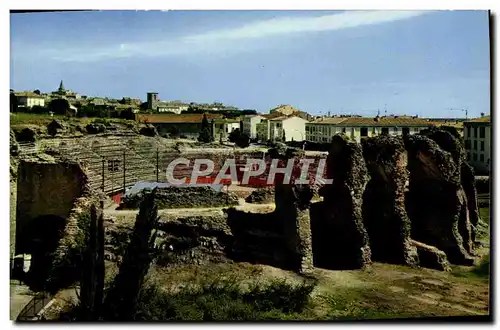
left=473, top=153, right=478, bottom=161
left=480, top=141, right=484, bottom=151
left=381, top=127, right=389, bottom=135
left=305, top=126, right=310, bottom=132
left=342, top=127, right=346, bottom=133
left=402, top=127, right=410, bottom=135
left=393, top=127, right=398, bottom=133
left=467, top=153, right=470, bottom=161
left=474, top=140, right=477, bottom=150
left=480, top=154, right=484, bottom=162
left=467, top=126, right=471, bottom=137
left=480, top=127, right=485, bottom=138
left=474, top=127, right=478, bottom=138
left=360, top=127, right=368, bottom=137
left=465, top=140, right=471, bottom=150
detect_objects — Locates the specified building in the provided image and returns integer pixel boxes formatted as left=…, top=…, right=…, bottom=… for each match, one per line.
left=15, top=92, right=45, bottom=108
left=269, top=104, right=312, bottom=120
left=463, top=116, right=491, bottom=174
left=306, top=116, right=433, bottom=143
left=213, top=119, right=241, bottom=141
left=256, top=115, right=308, bottom=142
left=242, top=115, right=266, bottom=139
left=51, top=80, right=81, bottom=100
left=135, top=113, right=223, bottom=139
left=146, top=92, right=189, bottom=114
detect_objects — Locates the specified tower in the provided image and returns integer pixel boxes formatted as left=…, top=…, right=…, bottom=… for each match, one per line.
left=147, top=92, right=159, bottom=110
left=58, top=80, right=66, bottom=93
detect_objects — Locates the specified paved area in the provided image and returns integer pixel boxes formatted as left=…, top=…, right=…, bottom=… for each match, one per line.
left=10, top=280, right=35, bottom=320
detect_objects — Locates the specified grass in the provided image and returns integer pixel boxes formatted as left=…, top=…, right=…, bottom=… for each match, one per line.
left=10, top=112, right=66, bottom=126
left=10, top=112, right=136, bottom=128
left=134, top=276, right=317, bottom=321
left=479, top=206, right=490, bottom=225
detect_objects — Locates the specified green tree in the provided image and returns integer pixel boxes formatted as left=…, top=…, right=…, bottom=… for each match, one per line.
left=198, top=114, right=214, bottom=143
left=228, top=129, right=250, bottom=148
left=10, top=92, right=18, bottom=113
left=48, top=98, right=70, bottom=115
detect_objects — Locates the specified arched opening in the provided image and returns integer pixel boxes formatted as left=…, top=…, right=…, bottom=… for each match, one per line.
left=22, top=215, right=67, bottom=290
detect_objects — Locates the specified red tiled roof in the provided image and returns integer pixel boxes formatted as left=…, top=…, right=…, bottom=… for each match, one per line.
left=310, top=116, right=433, bottom=127
left=135, top=113, right=223, bottom=124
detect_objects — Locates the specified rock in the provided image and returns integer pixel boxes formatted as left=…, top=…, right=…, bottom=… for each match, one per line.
left=10, top=130, right=19, bottom=156
left=16, top=127, right=37, bottom=142
left=85, top=123, right=106, bottom=134
left=410, top=239, right=451, bottom=272
left=139, top=125, right=158, bottom=137
left=361, top=135, right=418, bottom=266
left=245, top=187, right=274, bottom=204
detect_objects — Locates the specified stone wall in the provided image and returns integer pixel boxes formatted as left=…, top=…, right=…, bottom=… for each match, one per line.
left=15, top=160, right=88, bottom=254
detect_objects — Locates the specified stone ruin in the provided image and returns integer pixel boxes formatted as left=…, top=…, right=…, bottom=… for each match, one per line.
left=96, top=127, right=485, bottom=275
left=309, top=128, right=481, bottom=271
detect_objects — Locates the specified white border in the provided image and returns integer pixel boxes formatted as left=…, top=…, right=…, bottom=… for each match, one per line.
left=2, top=1, right=498, bottom=329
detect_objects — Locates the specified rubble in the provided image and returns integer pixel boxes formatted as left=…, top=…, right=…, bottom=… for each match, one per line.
left=245, top=187, right=275, bottom=204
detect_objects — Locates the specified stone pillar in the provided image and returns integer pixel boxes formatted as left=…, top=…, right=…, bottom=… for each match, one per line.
left=316, top=135, right=372, bottom=269
left=270, top=145, right=314, bottom=274
left=404, top=134, right=474, bottom=265
left=361, top=135, right=418, bottom=266
left=418, top=127, right=476, bottom=256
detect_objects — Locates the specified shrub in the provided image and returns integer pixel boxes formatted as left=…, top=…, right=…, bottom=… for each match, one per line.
left=132, top=277, right=316, bottom=321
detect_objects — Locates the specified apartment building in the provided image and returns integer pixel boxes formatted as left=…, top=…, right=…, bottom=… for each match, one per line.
left=306, top=116, right=433, bottom=143
left=242, top=115, right=265, bottom=139
left=464, top=116, right=491, bottom=174
left=256, top=115, right=308, bottom=142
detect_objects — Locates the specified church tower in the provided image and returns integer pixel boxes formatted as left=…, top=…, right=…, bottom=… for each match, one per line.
left=58, top=80, right=66, bottom=94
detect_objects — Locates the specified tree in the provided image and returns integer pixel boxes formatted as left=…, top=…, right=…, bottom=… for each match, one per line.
left=198, top=114, right=214, bottom=143
left=48, top=98, right=70, bottom=115
left=228, top=128, right=250, bottom=148
left=33, top=89, right=41, bottom=95
left=10, top=92, right=18, bottom=113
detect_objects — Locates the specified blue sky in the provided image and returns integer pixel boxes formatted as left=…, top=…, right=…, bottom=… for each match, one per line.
left=10, top=10, right=490, bottom=117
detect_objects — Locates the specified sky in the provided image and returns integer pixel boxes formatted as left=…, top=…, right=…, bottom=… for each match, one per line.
left=10, top=10, right=490, bottom=117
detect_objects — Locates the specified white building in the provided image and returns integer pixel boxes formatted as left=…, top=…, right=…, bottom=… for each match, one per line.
left=242, top=115, right=265, bottom=139
left=256, top=115, right=308, bottom=142
left=156, top=104, right=189, bottom=114
left=306, top=116, right=433, bottom=143
left=464, top=116, right=491, bottom=174
left=15, top=92, right=45, bottom=108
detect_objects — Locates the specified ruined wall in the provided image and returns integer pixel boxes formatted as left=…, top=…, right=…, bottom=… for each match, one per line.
left=119, top=186, right=238, bottom=210
left=15, top=160, right=88, bottom=254
left=361, top=135, right=418, bottom=266
left=312, top=135, right=372, bottom=269
left=106, top=208, right=300, bottom=271
left=404, top=134, right=474, bottom=265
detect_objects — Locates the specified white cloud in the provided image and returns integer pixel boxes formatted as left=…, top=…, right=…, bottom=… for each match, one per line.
left=51, top=10, right=429, bottom=62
